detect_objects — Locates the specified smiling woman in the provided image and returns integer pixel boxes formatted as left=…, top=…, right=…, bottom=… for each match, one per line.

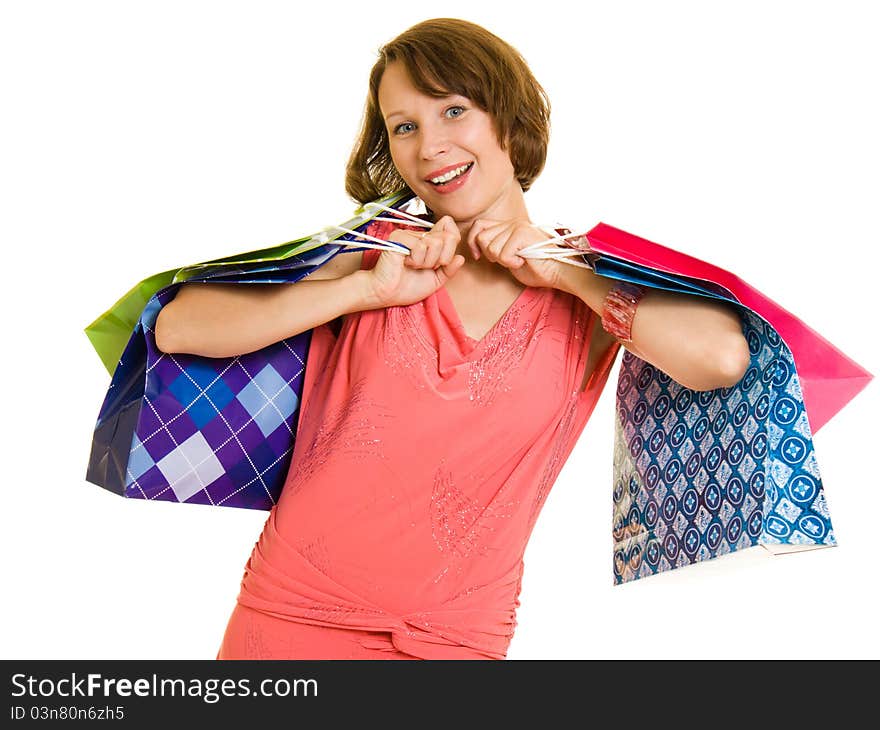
left=346, top=18, right=550, bottom=231
left=207, top=17, right=752, bottom=661
left=377, top=71, right=519, bottom=218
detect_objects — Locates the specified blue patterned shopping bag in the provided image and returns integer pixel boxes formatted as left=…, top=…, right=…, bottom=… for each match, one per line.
left=568, top=225, right=870, bottom=584
left=611, top=309, right=835, bottom=584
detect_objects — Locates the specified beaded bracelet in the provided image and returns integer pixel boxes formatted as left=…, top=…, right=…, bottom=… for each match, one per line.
left=601, top=281, right=646, bottom=343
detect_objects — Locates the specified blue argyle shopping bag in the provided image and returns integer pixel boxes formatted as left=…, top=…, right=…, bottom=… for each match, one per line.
left=86, top=288, right=313, bottom=509
left=85, top=190, right=426, bottom=510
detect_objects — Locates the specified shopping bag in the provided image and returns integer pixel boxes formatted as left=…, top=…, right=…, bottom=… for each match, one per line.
left=84, top=190, right=428, bottom=510
left=546, top=223, right=872, bottom=583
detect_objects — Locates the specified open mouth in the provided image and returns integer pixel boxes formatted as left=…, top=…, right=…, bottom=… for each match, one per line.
left=428, top=162, right=474, bottom=187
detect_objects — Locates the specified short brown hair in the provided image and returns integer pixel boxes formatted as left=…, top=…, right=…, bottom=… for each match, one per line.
left=345, top=18, right=551, bottom=206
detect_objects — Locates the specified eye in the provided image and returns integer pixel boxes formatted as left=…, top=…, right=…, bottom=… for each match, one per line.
left=392, top=105, right=467, bottom=136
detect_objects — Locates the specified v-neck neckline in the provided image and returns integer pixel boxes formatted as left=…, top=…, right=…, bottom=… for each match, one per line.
left=436, top=283, right=533, bottom=353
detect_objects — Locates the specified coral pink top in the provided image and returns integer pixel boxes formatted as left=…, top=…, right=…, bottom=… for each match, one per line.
left=235, top=221, right=620, bottom=659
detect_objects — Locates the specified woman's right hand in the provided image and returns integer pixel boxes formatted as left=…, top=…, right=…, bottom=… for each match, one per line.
left=365, top=215, right=466, bottom=308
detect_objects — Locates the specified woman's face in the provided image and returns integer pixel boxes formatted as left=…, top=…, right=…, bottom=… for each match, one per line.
left=378, top=61, right=523, bottom=225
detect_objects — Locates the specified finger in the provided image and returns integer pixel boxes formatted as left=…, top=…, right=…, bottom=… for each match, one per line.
left=438, top=229, right=458, bottom=267
left=431, top=215, right=450, bottom=240
left=422, top=233, right=442, bottom=269
left=438, top=215, right=461, bottom=259
left=388, top=230, right=425, bottom=268
left=436, top=253, right=466, bottom=285
left=438, top=214, right=459, bottom=239
left=511, top=224, right=554, bottom=267
left=466, top=219, right=497, bottom=260
left=490, top=227, right=517, bottom=265
left=500, top=226, right=529, bottom=267
left=426, top=217, right=457, bottom=266
left=411, top=234, right=430, bottom=268
left=418, top=217, right=440, bottom=267
left=472, top=221, right=510, bottom=262
left=467, top=218, right=504, bottom=261
left=427, top=235, right=449, bottom=269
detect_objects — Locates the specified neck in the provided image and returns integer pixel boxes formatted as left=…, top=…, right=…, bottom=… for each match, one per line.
left=426, top=181, right=531, bottom=266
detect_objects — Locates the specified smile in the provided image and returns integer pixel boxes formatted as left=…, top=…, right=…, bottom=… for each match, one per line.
left=427, top=162, right=474, bottom=193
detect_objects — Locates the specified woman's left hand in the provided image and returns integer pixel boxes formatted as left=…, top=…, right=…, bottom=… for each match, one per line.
left=466, top=218, right=565, bottom=290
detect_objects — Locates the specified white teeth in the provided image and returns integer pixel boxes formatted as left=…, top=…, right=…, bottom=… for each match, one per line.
left=430, top=163, right=471, bottom=184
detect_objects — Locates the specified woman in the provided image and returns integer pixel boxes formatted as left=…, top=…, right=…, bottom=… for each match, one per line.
left=156, top=18, right=750, bottom=659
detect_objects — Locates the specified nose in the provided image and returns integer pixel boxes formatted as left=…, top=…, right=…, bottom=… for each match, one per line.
left=418, top=120, right=450, bottom=160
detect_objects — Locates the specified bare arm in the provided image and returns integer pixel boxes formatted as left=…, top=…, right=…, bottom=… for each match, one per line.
left=155, top=251, right=377, bottom=358
left=559, top=266, right=751, bottom=392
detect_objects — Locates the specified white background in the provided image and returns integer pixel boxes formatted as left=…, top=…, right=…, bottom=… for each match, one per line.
left=1, top=0, right=877, bottom=659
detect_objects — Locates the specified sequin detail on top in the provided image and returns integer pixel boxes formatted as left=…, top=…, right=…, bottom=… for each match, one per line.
left=296, top=534, right=332, bottom=575
left=468, top=307, right=551, bottom=407
left=383, top=301, right=438, bottom=391
left=287, top=376, right=392, bottom=495
left=430, top=460, right=519, bottom=584
left=525, top=303, right=594, bottom=530
left=244, top=613, right=272, bottom=659
left=441, top=581, right=493, bottom=604
left=300, top=602, right=367, bottom=624
left=528, top=389, right=582, bottom=530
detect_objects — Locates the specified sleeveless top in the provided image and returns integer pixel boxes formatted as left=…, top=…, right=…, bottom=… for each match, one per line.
left=234, top=220, right=620, bottom=659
